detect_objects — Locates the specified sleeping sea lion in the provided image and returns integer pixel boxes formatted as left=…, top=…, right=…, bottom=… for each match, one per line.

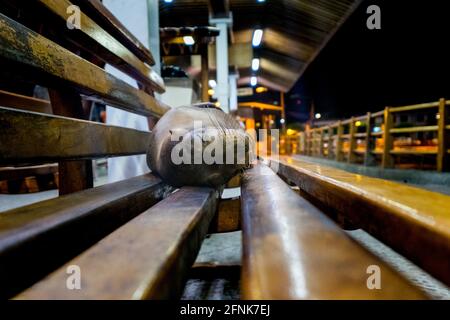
left=146, top=103, right=253, bottom=187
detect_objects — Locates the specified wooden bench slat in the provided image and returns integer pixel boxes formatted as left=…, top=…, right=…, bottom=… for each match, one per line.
left=0, top=107, right=151, bottom=165
left=241, top=164, right=427, bottom=299
left=16, top=187, right=217, bottom=300
left=0, top=164, right=57, bottom=181
left=270, top=156, right=450, bottom=287
left=0, top=89, right=52, bottom=113
left=37, top=0, right=165, bottom=93
left=0, top=13, right=169, bottom=117
left=0, top=173, right=172, bottom=298
left=73, top=0, right=155, bottom=66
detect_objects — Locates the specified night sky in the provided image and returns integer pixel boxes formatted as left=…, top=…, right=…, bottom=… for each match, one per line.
left=286, top=0, right=450, bottom=123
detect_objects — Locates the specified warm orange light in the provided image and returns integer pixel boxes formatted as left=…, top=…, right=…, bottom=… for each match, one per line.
left=286, top=129, right=297, bottom=135
left=255, top=86, right=268, bottom=93
left=208, top=89, right=215, bottom=96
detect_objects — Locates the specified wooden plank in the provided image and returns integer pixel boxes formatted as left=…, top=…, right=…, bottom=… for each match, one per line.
left=0, top=107, right=151, bottom=166
left=0, top=174, right=172, bottom=299
left=437, top=98, right=449, bottom=172
left=0, top=89, right=52, bottom=113
left=0, top=13, right=169, bottom=117
left=390, top=126, right=438, bottom=134
left=16, top=187, right=217, bottom=300
left=390, top=101, right=439, bottom=113
left=37, top=0, right=165, bottom=93
left=371, top=110, right=385, bottom=118
left=0, top=164, right=58, bottom=181
left=390, top=149, right=437, bottom=155
left=382, top=107, right=394, bottom=168
left=73, top=0, right=155, bottom=66
left=270, top=156, right=450, bottom=287
left=241, top=164, right=427, bottom=299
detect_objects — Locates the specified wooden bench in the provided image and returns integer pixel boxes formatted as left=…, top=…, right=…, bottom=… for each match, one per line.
left=0, top=1, right=440, bottom=300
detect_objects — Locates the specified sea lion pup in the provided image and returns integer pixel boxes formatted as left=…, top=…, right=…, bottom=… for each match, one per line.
left=147, top=103, right=254, bottom=187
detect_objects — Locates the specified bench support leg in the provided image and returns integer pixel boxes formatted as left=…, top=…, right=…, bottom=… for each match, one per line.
left=49, top=89, right=93, bottom=195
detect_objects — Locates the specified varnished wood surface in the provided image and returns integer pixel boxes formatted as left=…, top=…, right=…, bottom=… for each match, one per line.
left=0, top=13, right=169, bottom=117
left=0, top=174, right=171, bottom=298
left=209, top=198, right=241, bottom=233
left=241, top=164, right=427, bottom=299
left=0, top=89, right=52, bottom=113
left=37, top=0, right=165, bottom=93
left=0, top=107, right=151, bottom=165
left=0, top=164, right=57, bottom=181
left=270, top=156, right=450, bottom=287
left=73, top=0, right=155, bottom=66
left=16, top=187, right=217, bottom=300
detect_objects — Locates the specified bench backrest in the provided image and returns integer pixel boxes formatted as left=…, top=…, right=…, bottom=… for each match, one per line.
left=0, top=0, right=170, bottom=194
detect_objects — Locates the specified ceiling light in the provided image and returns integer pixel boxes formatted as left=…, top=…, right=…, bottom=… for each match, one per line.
left=250, top=76, right=257, bottom=86
left=252, top=29, right=263, bottom=47
left=183, top=36, right=195, bottom=45
left=251, top=58, right=260, bottom=71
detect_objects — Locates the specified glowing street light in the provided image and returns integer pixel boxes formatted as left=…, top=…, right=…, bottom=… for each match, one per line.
left=315, top=113, right=322, bottom=119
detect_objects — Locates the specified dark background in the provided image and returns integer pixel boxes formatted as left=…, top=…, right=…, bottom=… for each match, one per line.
left=286, top=0, right=450, bottom=123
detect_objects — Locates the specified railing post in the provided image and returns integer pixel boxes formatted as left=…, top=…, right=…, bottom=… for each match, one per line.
left=328, top=126, right=334, bottom=159
left=319, top=128, right=324, bottom=157
left=325, top=126, right=331, bottom=158
left=437, top=98, right=449, bottom=172
left=335, top=121, right=343, bottom=161
left=348, top=117, right=356, bottom=163
left=364, top=112, right=375, bottom=166
left=306, top=130, right=312, bottom=156
left=382, top=107, right=394, bottom=168
left=300, top=131, right=306, bottom=155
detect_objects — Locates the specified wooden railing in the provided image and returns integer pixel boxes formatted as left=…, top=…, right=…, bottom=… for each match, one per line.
left=296, top=98, right=450, bottom=172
